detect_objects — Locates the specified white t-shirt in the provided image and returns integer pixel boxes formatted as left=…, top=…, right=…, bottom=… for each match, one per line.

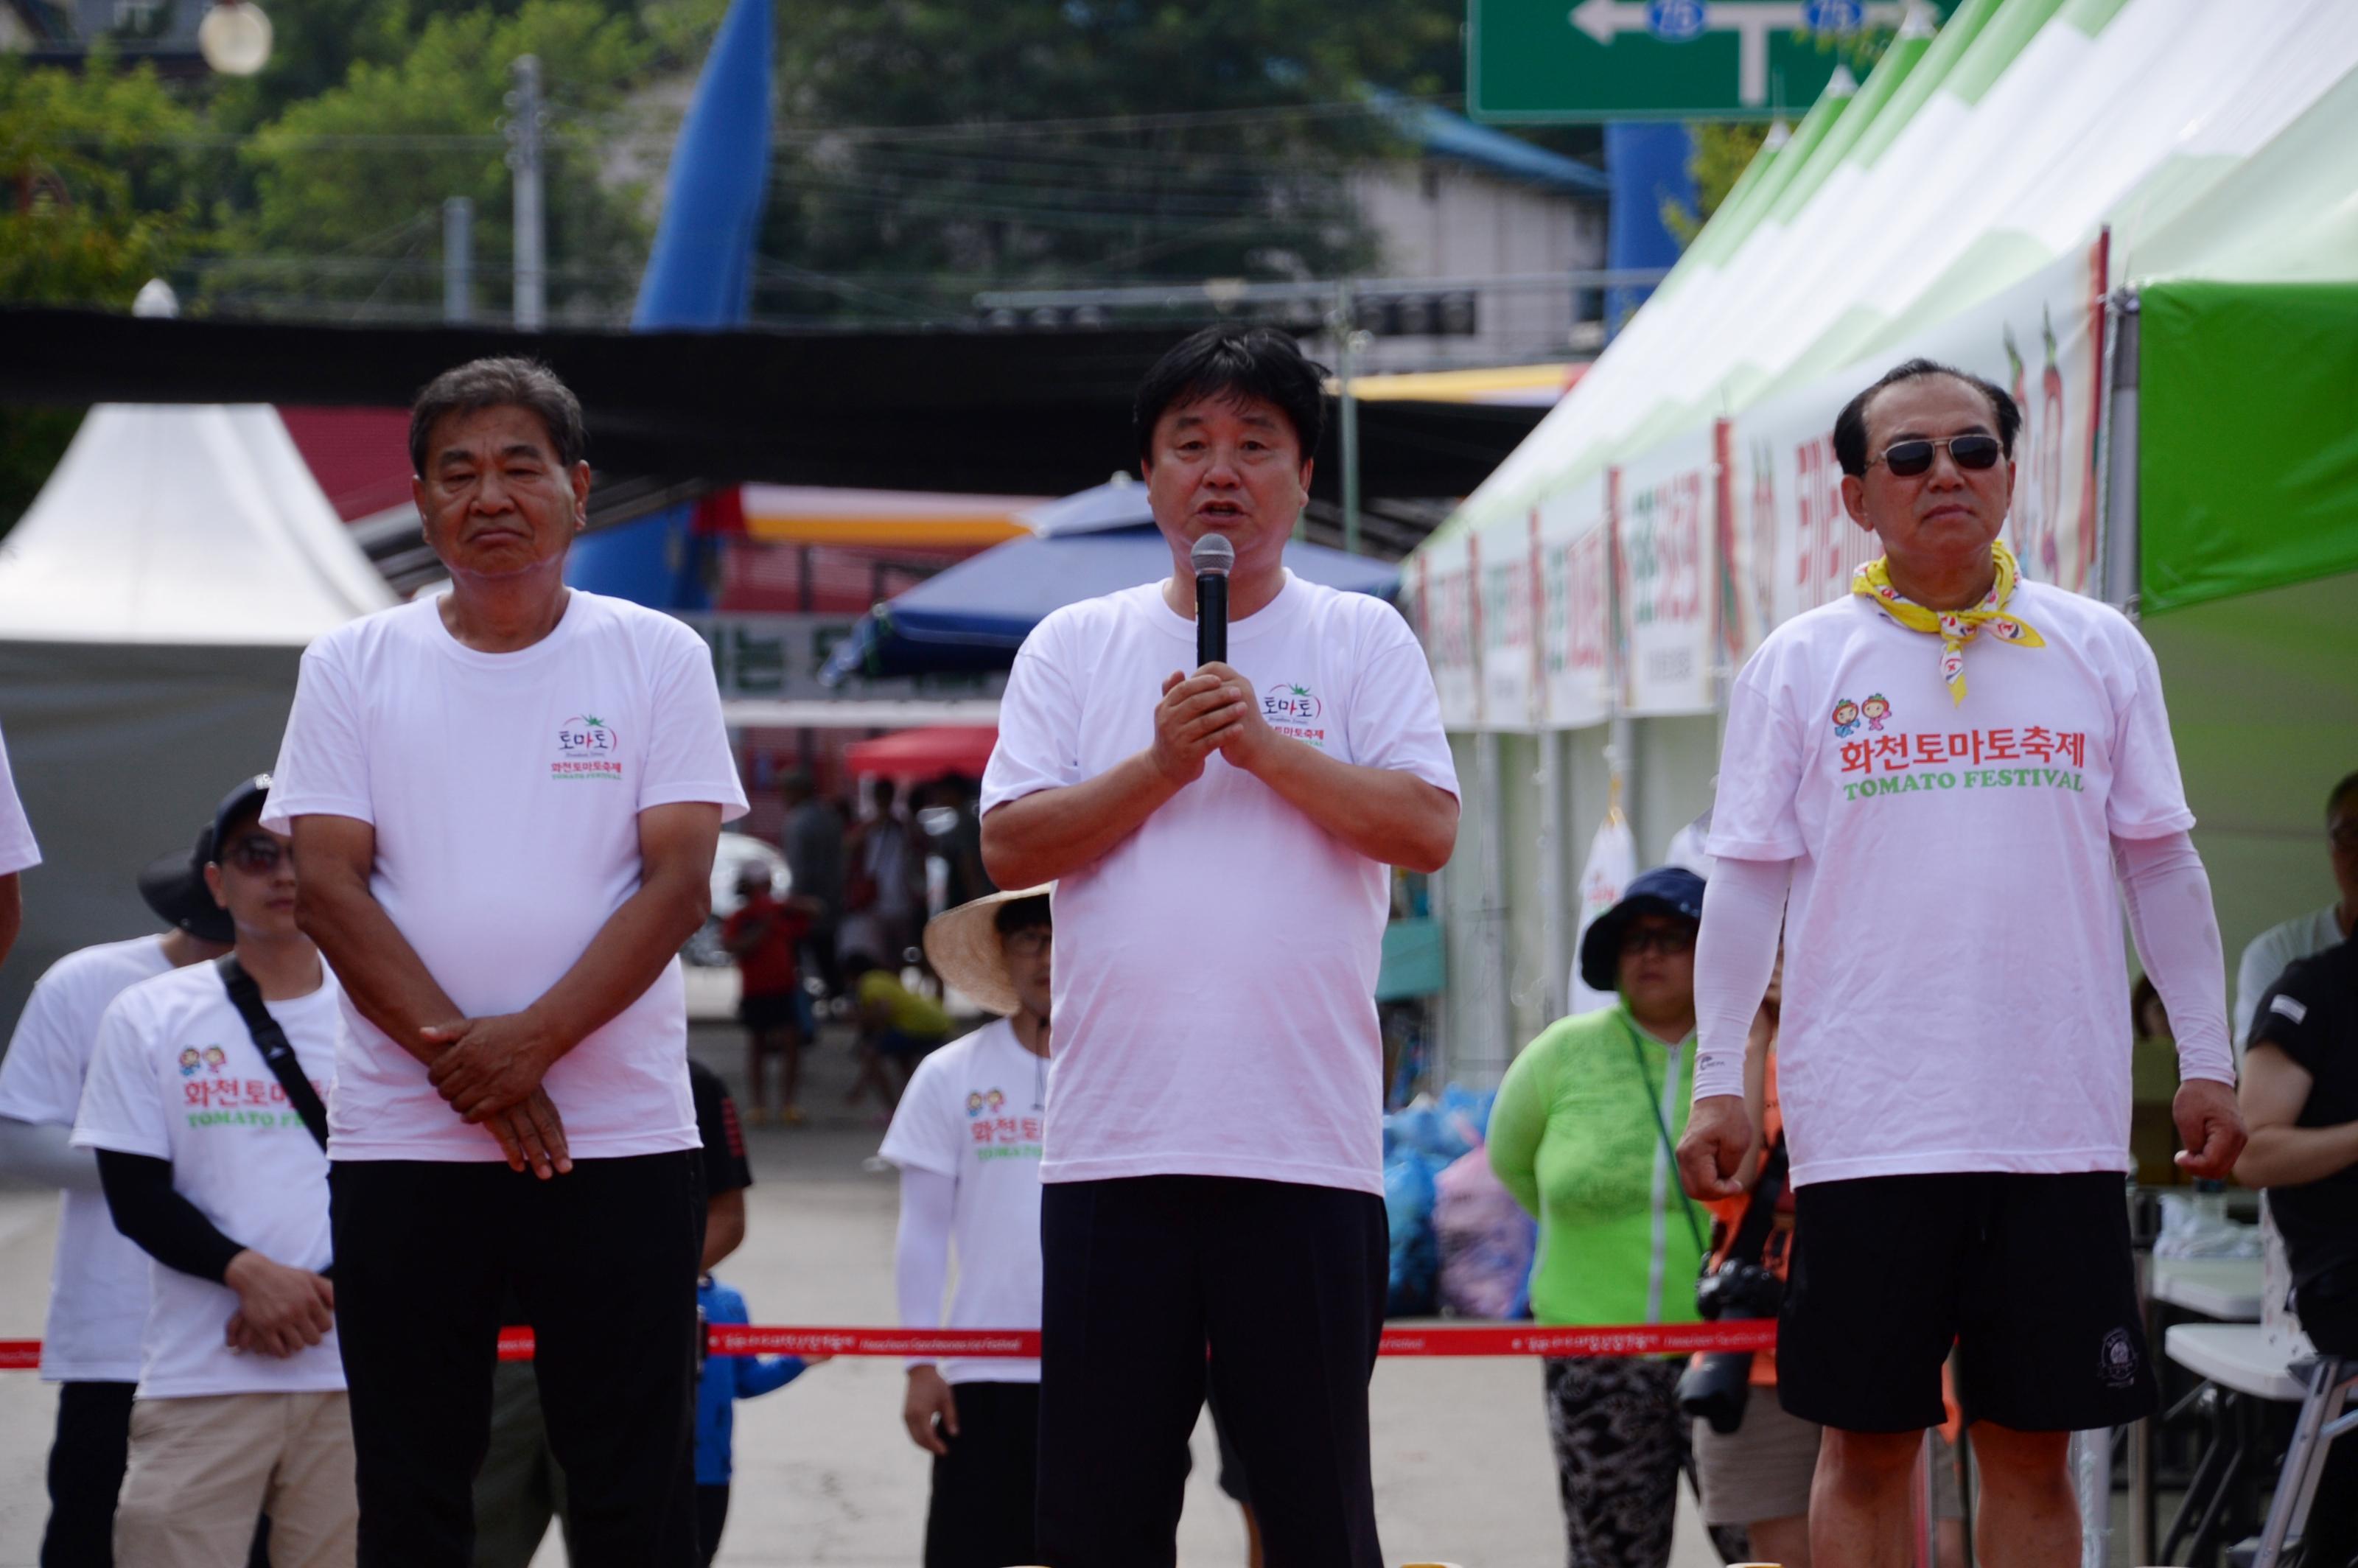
left=0, top=936, right=175, bottom=1381
left=878, top=1019, right=1049, bottom=1384
left=981, top=573, right=1458, bottom=1195
left=2236, top=905, right=2345, bottom=1051
left=1707, top=582, right=2197, bottom=1188
left=262, top=591, right=749, bottom=1161
left=0, top=721, right=40, bottom=874
left=71, top=964, right=346, bottom=1399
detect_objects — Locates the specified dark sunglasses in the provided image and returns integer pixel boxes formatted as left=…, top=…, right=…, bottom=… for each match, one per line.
left=1623, top=926, right=1696, bottom=958
left=1872, top=434, right=2004, bottom=477
left=221, top=836, right=292, bottom=874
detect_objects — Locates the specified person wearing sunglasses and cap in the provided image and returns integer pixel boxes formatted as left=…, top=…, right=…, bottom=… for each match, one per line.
left=878, top=885, right=1053, bottom=1568
left=74, top=774, right=356, bottom=1564
left=0, top=792, right=240, bottom=1566
left=1678, top=358, right=2245, bottom=1567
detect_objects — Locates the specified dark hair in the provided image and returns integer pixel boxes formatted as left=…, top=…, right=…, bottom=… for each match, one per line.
left=1832, top=357, right=2021, bottom=479
left=993, top=895, right=1052, bottom=936
left=2329, top=769, right=2358, bottom=822
left=1134, top=324, right=1326, bottom=467
left=408, top=357, right=587, bottom=477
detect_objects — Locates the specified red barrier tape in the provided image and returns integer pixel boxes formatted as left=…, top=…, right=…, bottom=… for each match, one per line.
left=4, top=1320, right=1774, bottom=1371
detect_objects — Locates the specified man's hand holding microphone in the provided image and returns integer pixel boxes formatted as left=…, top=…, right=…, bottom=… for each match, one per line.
left=1150, top=531, right=1283, bottom=787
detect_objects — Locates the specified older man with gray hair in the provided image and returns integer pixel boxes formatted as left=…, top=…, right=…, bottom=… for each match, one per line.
left=267, top=357, right=746, bottom=1567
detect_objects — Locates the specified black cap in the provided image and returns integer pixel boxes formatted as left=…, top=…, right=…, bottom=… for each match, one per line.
left=1578, top=865, right=1707, bottom=994
left=137, top=824, right=232, bottom=945
left=208, top=775, right=273, bottom=864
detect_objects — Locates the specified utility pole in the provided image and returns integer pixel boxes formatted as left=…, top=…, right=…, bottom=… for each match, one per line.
left=1330, top=280, right=1367, bottom=555
left=442, top=196, right=473, bottom=323
left=505, top=55, right=545, bottom=330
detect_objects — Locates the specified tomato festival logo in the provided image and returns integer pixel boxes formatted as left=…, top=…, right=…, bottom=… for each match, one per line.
left=552, top=713, right=622, bottom=781
left=1262, top=682, right=1328, bottom=747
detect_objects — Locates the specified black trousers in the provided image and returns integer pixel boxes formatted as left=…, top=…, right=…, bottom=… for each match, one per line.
left=1036, top=1175, right=1387, bottom=1568
left=926, top=1379, right=1040, bottom=1568
left=695, top=1484, right=728, bottom=1568
left=331, top=1153, right=705, bottom=1568
left=42, top=1379, right=134, bottom=1568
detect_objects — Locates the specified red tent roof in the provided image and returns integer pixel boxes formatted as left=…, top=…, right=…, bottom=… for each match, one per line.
left=843, top=726, right=998, bottom=781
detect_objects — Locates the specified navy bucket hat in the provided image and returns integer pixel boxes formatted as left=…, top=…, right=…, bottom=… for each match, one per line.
left=1577, top=865, right=1707, bottom=994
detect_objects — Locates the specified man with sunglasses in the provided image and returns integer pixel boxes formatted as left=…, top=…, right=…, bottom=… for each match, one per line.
left=1677, top=358, right=2245, bottom=1567
left=74, top=775, right=356, bottom=1564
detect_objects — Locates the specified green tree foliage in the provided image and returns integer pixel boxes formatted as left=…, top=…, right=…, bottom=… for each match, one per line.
left=759, top=0, right=1466, bottom=321
left=0, top=50, right=200, bottom=304
left=225, top=0, right=656, bottom=320
left=1661, top=122, right=1769, bottom=247
left=0, top=51, right=206, bottom=529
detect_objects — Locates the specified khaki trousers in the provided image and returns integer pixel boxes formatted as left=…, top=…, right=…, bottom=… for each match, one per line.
left=116, top=1390, right=357, bottom=1568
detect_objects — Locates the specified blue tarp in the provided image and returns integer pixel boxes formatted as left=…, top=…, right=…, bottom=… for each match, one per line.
left=819, top=526, right=1400, bottom=682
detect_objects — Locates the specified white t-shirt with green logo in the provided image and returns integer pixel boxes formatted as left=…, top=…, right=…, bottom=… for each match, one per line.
left=1708, top=581, right=2196, bottom=1186
left=878, top=1019, right=1047, bottom=1384
left=982, top=572, right=1458, bottom=1195
left=71, top=964, right=346, bottom=1399
left=263, top=591, right=749, bottom=1161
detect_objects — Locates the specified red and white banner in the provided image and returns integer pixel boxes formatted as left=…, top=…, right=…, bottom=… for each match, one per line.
left=1535, top=475, right=1614, bottom=730
left=1613, top=429, right=1719, bottom=715
left=0, top=1319, right=1778, bottom=1371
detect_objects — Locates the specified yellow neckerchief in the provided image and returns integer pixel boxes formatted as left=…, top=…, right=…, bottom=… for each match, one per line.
left=1852, top=539, right=2046, bottom=706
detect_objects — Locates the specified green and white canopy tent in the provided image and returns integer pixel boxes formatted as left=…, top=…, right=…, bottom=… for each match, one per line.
left=1406, top=0, right=2358, bottom=1081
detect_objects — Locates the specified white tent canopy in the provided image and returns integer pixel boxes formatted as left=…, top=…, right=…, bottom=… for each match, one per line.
left=0, top=403, right=396, bottom=1031
left=0, top=404, right=395, bottom=643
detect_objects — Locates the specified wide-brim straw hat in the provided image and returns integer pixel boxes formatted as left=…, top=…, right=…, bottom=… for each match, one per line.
left=922, top=884, right=1053, bottom=1017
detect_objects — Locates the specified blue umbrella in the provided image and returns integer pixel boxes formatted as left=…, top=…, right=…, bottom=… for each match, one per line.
left=820, top=511, right=1399, bottom=684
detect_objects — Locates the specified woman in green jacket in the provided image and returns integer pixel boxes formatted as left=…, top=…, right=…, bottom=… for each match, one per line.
left=1490, top=866, right=1713, bottom=1568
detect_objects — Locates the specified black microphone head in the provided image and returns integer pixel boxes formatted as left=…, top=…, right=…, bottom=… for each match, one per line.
left=1190, top=532, right=1235, bottom=578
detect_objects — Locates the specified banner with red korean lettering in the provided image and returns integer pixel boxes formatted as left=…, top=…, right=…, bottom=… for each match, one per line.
left=1410, top=532, right=1481, bottom=730
left=1533, top=474, right=1613, bottom=730
left=1728, top=235, right=2110, bottom=654
left=1476, top=511, right=1536, bottom=729
left=1614, top=430, right=1718, bottom=715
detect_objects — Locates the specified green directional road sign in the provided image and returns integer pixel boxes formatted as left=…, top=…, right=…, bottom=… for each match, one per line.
left=1469, top=0, right=1957, bottom=122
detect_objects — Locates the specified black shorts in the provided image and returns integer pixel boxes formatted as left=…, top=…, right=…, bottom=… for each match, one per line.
left=738, top=990, right=801, bottom=1034
left=1776, top=1170, right=2157, bottom=1434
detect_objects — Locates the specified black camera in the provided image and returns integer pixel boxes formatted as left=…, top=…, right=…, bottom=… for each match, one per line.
left=1676, top=1260, right=1785, bottom=1435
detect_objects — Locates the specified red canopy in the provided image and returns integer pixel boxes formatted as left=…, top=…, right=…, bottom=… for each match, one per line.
left=843, top=726, right=999, bottom=781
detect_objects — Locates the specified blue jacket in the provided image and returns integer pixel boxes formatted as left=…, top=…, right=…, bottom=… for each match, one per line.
left=697, top=1275, right=807, bottom=1485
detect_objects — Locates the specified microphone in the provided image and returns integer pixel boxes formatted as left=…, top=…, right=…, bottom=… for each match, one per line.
left=1190, top=532, right=1233, bottom=668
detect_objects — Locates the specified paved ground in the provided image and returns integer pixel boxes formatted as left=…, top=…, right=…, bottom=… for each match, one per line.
left=0, top=1007, right=1729, bottom=1568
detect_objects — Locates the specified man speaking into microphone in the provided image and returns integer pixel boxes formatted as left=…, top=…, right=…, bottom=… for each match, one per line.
left=982, top=324, right=1458, bottom=1567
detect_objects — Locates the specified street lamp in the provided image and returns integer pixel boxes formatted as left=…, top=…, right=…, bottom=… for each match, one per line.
left=197, top=0, right=272, bottom=76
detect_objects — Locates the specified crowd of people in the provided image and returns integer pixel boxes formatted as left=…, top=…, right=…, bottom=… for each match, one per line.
left=0, top=329, right=2349, bottom=1568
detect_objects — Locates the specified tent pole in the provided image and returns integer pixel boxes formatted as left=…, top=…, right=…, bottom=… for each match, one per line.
left=2099, top=291, right=2141, bottom=615
left=1537, top=728, right=1567, bottom=1024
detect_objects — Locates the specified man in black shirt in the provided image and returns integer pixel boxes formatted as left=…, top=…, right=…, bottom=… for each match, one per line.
left=2239, top=936, right=2358, bottom=1567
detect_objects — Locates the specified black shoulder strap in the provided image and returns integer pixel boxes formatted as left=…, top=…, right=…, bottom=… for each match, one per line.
left=216, top=956, right=330, bottom=1153
left=1726, top=1134, right=1790, bottom=1267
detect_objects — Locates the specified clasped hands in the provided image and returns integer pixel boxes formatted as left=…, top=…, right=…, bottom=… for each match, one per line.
left=422, top=1012, right=573, bottom=1178
left=1150, top=662, right=1279, bottom=787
